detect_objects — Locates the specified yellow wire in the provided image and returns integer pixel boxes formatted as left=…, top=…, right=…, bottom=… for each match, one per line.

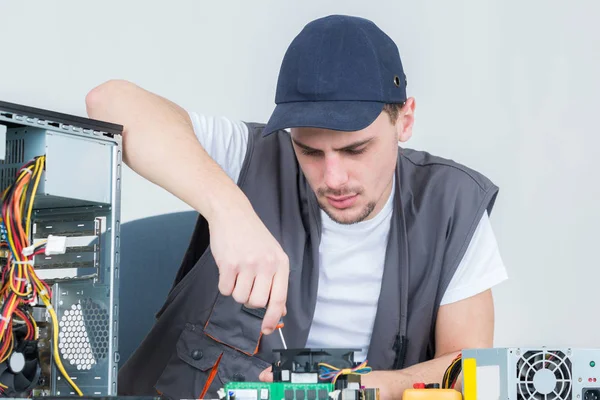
left=26, top=156, right=44, bottom=240
left=3, top=159, right=41, bottom=257
left=0, top=156, right=82, bottom=395
left=0, top=165, right=35, bottom=339
left=319, top=362, right=339, bottom=370
left=6, top=165, right=34, bottom=212
left=19, top=180, right=29, bottom=220
left=8, top=263, right=31, bottom=297
left=443, top=356, right=461, bottom=388
left=0, top=295, right=18, bottom=343
left=5, top=208, right=19, bottom=263
left=32, top=276, right=82, bottom=396
left=12, top=166, right=34, bottom=189
left=31, top=315, right=38, bottom=340
left=318, top=361, right=371, bottom=384
left=0, top=337, right=13, bottom=364
left=319, top=361, right=369, bottom=370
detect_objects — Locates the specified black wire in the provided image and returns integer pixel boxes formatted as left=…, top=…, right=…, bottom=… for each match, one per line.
left=449, top=365, right=461, bottom=388
left=442, top=356, right=462, bottom=389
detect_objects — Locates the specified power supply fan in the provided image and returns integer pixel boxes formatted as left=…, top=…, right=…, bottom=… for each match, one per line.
left=516, top=349, right=572, bottom=400
left=0, top=326, right=41, bottom=396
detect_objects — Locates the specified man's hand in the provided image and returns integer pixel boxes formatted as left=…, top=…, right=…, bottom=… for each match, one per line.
left=208, top=195, right=289, bottom=335
left=258, top=366, right=273, bottom=382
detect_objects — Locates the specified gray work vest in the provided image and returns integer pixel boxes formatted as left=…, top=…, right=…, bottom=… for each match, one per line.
left=118, top=123, right=499, bottom=399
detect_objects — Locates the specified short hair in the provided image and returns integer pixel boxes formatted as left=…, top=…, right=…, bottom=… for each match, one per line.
left=382, top=102, right=406, bottom=124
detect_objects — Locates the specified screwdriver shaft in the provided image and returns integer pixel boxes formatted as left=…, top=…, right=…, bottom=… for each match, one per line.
left=278, top=327, right=287, bottom=349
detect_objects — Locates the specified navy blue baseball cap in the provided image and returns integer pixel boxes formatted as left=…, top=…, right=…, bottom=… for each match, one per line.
left=263, top=15, right=407, bottom=136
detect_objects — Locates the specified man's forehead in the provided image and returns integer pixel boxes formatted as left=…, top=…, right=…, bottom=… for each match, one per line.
left=290, top=127, right=374, bottom=149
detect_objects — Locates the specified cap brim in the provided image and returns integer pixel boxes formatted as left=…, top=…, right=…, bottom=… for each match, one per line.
left=262, top=100, right=385, bottom=136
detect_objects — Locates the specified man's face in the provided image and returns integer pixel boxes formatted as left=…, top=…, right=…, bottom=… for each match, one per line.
left=290, top=100, right=415, bottom=225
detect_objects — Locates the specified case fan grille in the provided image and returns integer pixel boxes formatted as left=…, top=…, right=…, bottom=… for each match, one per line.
left=516, top=350, right=572, bottom=400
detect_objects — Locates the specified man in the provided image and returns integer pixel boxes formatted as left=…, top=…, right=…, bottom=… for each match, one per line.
left=86, top=14, right=507, bottom=400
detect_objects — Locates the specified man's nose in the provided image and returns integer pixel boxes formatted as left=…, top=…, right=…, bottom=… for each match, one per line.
left=324, top=155, right=348, bottom=189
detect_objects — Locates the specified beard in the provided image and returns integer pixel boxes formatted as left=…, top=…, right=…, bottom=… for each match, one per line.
left=316, top=185, right=376, bottom=225
left=319, top=200, right=377, bottom=225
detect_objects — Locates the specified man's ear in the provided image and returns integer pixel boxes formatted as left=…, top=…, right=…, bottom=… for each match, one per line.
left=397, top=97, right=416, bottom=143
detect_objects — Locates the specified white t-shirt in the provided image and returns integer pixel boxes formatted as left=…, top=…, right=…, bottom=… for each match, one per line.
left=188, top=112, right=508, bottom=361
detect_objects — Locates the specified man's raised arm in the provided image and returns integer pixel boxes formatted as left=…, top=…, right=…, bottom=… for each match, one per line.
left=85, top=79, right=289, bottom=334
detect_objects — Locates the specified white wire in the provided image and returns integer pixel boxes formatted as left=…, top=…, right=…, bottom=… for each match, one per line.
left=278, top=327, right=287, bottom=349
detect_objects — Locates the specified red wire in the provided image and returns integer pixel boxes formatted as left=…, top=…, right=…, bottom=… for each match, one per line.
left=14, top=308, right=34, bottom=340
left=0, top=293, right=16, bottom=337
left=0, top=159, right=52, bottom=359
left=0, top=321, right=12, bottom=359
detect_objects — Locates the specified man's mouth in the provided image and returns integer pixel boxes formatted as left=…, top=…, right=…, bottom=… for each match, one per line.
left=326, top=194, right=358, bottom=209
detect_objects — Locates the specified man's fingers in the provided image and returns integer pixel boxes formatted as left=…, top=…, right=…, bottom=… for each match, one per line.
left=246, top=274, right=272, bottom=309
left=231, top=270, right=254, bottom=305
left=218, top=266, right=236, bottom=296
left=262, top=269, right=289, bottom=334
left=259, top=366, right=273, bottom=382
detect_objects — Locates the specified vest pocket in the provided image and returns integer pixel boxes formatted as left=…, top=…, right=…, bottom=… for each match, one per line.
left=203, top=293, right=264, bottom=356
left=155, top=326, right=224, bottom=399
left=155, top=324, right=271, bottom=400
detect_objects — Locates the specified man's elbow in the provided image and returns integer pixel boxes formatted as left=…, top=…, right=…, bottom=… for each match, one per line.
left=434, top=289, right=496, bottom=358
left=85, top=79, right=135, bottom=120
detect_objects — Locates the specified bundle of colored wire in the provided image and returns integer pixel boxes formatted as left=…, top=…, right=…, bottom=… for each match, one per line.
left=0, top=155, right=82, bottom=396
left=442, top=353, right=462, bottom=389
left=319, top=360, right=372, bottom=384
left=0, top=156, right=46, bottom=362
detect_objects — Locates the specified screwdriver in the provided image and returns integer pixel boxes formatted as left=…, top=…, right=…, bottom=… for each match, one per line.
left=276, top=320, right=287, bottom=349
left=278, top=325, right=287, bottom=349
left=244, top=305, right=287, bottom=349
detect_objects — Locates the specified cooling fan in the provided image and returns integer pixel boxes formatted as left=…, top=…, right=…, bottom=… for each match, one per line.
left=462, top=347, right=600, bottom=400
left=516, top=349, right=572, bottom=400
left=0, top=325, right=41, bottom=396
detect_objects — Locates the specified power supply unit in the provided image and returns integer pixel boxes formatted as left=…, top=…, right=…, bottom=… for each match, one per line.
left=0, top=100, right=123, bottom=397
left=462, top=347, right=600, bottom=400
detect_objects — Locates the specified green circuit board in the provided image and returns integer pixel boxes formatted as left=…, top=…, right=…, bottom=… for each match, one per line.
left=224, top=382, right=335, bottom=400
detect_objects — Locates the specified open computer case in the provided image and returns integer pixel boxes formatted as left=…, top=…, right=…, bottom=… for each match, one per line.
left=0, top=100, right=123, bottom=397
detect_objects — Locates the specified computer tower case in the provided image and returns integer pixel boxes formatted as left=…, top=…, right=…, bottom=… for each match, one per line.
left=0, top=100, right=122, bottom=396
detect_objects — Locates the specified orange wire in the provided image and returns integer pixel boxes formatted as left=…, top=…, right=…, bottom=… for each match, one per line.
left=0, top=323, right=13, bottom=362
left=12, top=176, right=29, bottom=246
left=13, top=167, right=33, bottom=247
left=0, top=294, right=18, bottom=340
left=14, top=308, right=31, bottom=339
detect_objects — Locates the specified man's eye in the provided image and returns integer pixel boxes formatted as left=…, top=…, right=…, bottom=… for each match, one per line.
left=345, top=148, right=366, bottom=155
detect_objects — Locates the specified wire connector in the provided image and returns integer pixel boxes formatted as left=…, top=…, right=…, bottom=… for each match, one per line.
left=22, top=244, right=35, bottom=256
left=45, top=235, right=67, bottom=255
left=12, top=260, right=34, bottom=266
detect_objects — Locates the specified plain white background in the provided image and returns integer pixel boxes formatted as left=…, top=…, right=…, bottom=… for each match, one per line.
left=1, top=0, right=599, bottom=349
